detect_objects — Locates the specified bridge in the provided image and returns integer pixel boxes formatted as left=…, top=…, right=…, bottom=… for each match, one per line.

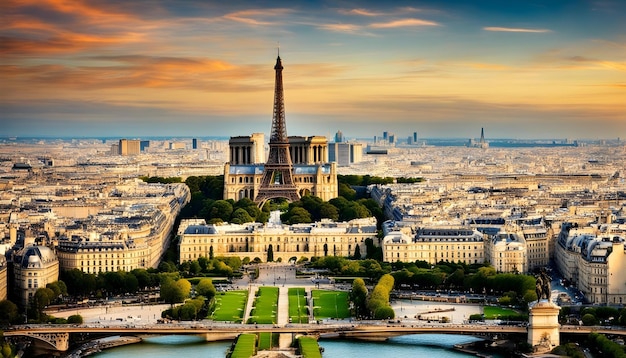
left=5, top=322, right=626, bottom=352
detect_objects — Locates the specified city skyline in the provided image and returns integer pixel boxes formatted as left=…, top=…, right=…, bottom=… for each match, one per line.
left=2, top=0, right=625, bottom=139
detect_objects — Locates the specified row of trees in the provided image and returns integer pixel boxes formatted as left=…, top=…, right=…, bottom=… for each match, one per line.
left=59, top=256, right=242, bottom=299
left=160, top=277, right=216, bottom=321
left=366, top=274, right=395, bottom=319
left=587, top=333, right=626, bottom=358
left=309, top=256, right=388, bottom=279
left=390, top=262, right=538, bottom=307
left=178, top=256, right=242, bottom=278
left=177, top=175, right=390, bottom=228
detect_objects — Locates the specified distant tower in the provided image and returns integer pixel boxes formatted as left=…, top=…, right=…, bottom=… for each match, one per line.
left=335, top=130, right=344, bottom=143
left=192, top=138, right=198, bottom=150
left=480, top=127, right=485, bottom=144
left=254, top=55, right=300, bottom=206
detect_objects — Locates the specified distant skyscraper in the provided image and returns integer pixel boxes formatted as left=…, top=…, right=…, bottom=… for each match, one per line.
left=119, top=139, right=141, bottom=155
left=140, top=140, right=150, bottom=152
left=413, top=132, right=418, bottom=143
left=383, top=131, right=388, bottom=141
left=335, top=130, right=344, bottom=143
left=192, top=138, right=198, bottom=150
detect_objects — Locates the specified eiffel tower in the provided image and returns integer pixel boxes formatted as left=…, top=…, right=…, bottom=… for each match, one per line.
left=254, top=54, right=301, bottom=206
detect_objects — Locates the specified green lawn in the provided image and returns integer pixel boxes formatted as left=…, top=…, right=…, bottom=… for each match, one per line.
left=299, top=336, right=322, bottom=358
left=229, top=333, right=256, bottom=358
left=247, top=286, right=279, bottom=324
left=483, top=305, right=519, bottom=319
left=288, top=287, right=309, bottom=324
left=211, top=290, right=248, bottom=323
left=257, top=332, right=278, bottom=350
left=311, top=290, right=350, bottom=320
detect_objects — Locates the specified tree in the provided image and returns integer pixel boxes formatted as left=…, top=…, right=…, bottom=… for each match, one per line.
left=338, top=183, right=357, bottom=200
left=231, top=208, right=254, bottom=224
left=267, top=244, right=274, bottom=262
left=282, top=207, right=312, bottom=224
left=33, top=287, right=55, bottom=321
left=67, top=314, right=83, bottom=324
left=319, top=202, right=339, bottom=221
left=160, top=278, right=191, bottom=305
left=196, top=278, right=216, bottom=301
left=208, top=200, right=233, bottom=222
left=350, top=278, right=368, bottom=318
left=0, top=300, right=19, bottom=325
left=353, top=244, right=361, bottom=260
left=582, top=313, right=598, bottom=326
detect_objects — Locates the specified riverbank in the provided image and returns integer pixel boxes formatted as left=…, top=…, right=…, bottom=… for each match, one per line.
left=64, top=336, right=142, bottom=358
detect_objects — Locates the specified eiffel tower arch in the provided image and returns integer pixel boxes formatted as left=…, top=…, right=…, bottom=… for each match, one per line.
left=254, top=55, right=301, bottom=206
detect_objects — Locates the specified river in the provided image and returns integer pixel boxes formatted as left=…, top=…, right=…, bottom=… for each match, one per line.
left=90, top=334, right=493, bottom=357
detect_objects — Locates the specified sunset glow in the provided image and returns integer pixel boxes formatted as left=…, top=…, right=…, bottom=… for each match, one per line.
left=2, top=0, right=625, bottom=139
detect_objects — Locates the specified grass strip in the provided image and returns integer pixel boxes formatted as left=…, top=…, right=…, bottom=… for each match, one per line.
left=211, top=290, right=248, bottom=323
left=312, top=290, right=350, bottom=320
left=299, top=336, right=322, bottom=358
left=229, top=333, right=256, bottom=358
left=247, top=286, right=279, bottom=324
left=288, top=287, right=309, bottom=323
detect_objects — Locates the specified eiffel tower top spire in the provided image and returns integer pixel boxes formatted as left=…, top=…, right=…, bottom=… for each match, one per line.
left=270, top=55, right=287, bottom=143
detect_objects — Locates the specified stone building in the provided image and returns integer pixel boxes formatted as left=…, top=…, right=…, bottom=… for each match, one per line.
left=178, top=217, right=377, bottom=263
left=555, top=223, right=626, bottom=304
left=382, top=226, right=486, bottom=265
left=13, top=245, right=59, bottom=307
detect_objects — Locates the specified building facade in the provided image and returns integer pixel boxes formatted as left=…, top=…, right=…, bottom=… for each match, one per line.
left=53, top=183, right=190, bottom=274
left=383, top=226, right=486, bottom=265
left=0, top=254, right=7, bottom=301
left=555, top=223, right=626, bottom=304
left=12, top=245, right=59, bottom=307
left=178, top=217, right=378, bottom=263
left=118, top=139, right=141, bottom=156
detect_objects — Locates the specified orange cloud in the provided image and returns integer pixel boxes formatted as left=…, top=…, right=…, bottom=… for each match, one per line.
left=222, top=8, right=293, bottom=26
left=369, top=18, right=439, bottom=28
left=339, top=8, right=384, bottom=16
left=317, top=23, right=364, bottom=34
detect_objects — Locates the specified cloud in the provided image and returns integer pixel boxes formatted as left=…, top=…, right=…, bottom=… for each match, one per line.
left=0, top=55, right=268, bottom=93
left=483, top=27, right=551, bottom=33
left=338, top=8, right=384, bottom=17
left=566, top=56, right=626, bottom=71
left=369, top=18, right=439, bottom=28
left=222, top=8, right=293, bottom=26
left=317, top=23, right=365, bottom=34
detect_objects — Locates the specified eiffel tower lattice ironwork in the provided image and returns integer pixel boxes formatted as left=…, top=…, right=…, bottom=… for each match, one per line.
left=254, top=55, right=301, bottom=206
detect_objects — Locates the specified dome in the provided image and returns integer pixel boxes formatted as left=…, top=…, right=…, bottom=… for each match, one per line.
left=16, top=245, right=58, bottom=269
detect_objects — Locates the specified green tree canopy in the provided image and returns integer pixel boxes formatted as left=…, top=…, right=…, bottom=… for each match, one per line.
left=196, top=278, right=216, bottom=301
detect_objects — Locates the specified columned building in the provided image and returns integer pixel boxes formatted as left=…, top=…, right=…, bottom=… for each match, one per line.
left=178, top=217, right=377, bottom=263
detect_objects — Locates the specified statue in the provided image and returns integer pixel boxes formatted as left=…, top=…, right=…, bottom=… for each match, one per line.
left=535, top=274, right=543, bottom=301
left=535, top=268, right=551, bottom=301
left=541, top=269, right=551, bottom=301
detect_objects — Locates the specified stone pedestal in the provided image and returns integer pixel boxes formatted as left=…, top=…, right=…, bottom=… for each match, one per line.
left=528, top=300, right=561, bottom=352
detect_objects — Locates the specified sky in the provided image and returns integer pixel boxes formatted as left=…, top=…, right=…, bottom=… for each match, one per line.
left=1, top=0, right=625, bottom=140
